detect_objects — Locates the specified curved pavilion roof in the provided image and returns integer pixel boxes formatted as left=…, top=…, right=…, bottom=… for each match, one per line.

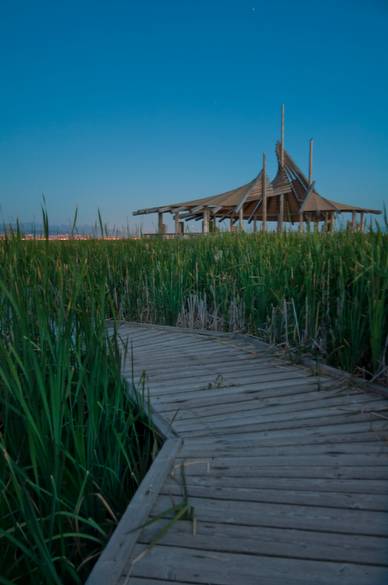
left=133, top=144, right=381, bottom=221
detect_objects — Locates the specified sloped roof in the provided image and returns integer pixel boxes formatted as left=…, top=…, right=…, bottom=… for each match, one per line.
left=133, top=143, right=382, bottom=218
left=272, top=144, right=380, bottom=214
left=133, top=171, right=275, bottom=216
left=303, top=193, right=380, bottom=214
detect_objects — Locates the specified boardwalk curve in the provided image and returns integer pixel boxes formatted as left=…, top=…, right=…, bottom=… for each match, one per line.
left=91, top=323, right=388, bottom=585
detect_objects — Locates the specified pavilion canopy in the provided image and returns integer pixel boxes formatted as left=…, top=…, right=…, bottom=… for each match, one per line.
left=133, top=131, right=381, bottom=229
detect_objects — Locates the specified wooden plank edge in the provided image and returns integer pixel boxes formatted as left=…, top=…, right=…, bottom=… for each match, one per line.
left=85, top=435, right=182, bottom=585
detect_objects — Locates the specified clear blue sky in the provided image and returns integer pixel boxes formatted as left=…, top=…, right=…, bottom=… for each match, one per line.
left=0, top=0, right=387, bottom=230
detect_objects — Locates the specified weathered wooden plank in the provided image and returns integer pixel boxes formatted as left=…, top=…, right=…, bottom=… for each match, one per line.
left=152, top=495, right=388, bottom=535
left=122, top=336, right=237, bottom=353
left=171, top=401, right=388, bottom=433
left=126, top=342, right=277, bottom=359
left=173, top=452, right=388, bottom=470
left=179, top=438, right=388, bottom=458
left=125, top=363, right=305, bottom=386
left=134, top=370, right=311, bottom=396
left=153, top=378, right=336, bottom=409
left=167, top=393, right=387, bottom=425
left=160, top=478, right=388, bottom=510
left=149, top=376, right=325, bottom=403
left=170, top=463, right=388, bottom=480
left=138, top=519, right=388, bottom=565
left=129, top=345, right=270, bottom=361
left=163, top=473, right=388, bottom=495
left=158, top=384, right=366, bottom=415
left=179, top=427, right=388, bottom=449
left=179, top=412, right=388, bottom=438
left=127, top=544, right=388, bottom=585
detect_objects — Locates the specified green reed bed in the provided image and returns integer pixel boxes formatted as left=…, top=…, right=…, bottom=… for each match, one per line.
left=0, top=237, right=158, bottom=584
left=0, top=227, right=387, bottom=582
left=65, top=229, right=386, bottom=380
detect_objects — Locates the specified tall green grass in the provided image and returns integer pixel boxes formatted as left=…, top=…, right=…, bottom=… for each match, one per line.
left=0, top=236, right=158, bottom=584
left=67, top=229, right=386, bottom=380
left=0, top=226, right=387, bottom=582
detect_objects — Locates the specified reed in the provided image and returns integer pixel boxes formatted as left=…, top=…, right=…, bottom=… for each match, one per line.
left=65, top=228, right=386, bottom=381
left=0, top=236, right=158, bottom=584
left=0, top=224, right=386, bottom=582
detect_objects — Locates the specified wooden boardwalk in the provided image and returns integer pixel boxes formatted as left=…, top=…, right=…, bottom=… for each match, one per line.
left=107, top=324, right=388, bottom=584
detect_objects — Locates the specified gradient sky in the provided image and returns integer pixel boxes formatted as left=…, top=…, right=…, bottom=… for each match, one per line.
left=0, top=0, right=387, bottom=231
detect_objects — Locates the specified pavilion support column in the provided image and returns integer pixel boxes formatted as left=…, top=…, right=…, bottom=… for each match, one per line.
left=324, top=212, right=328, bottom=232
left=174, top=212, right=180, bottom=234
left=299, top=210, right=304, bottom=232
left=277, top=193, right=284, bottom=233
left=203, top=208, right=210, bottom=234
left=229, top=217, right=234, bottom=232
left=239, top=207, right=244, bottom=231
left=328, top=212, right=335, bottom=232
left=174, top=212, right=184, bottom=235
left=359, top=212, right=365, bottom=232
left=158, top=212, right=165, bottom=235
left=308, top=138, right=314, bottom=185
left=351, top=211, right=356, bottom=231
left=253, top=218, right=257, bottom=233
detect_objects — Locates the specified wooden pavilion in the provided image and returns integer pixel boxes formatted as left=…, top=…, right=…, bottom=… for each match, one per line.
left=133, top=107, right=381, bottom=234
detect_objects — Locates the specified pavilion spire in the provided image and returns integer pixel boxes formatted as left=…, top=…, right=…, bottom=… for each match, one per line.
left=280, top=104, right=285, bottom=167
left=309, top=138, right=314, bottom=185
left=262, top=153, right=267, bottom=231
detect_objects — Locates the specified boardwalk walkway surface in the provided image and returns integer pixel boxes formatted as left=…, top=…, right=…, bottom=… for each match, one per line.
left=111, top=323, right=388, bottom=585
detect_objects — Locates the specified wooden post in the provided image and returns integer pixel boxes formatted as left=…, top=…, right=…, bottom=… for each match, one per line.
left=351, top=211, right=356, bottom=231
left=328, top=212, right=335, bottom=232
left=253, top=219, right=257, bottom=233
left=174, top=212, right=181, bottom=235
left=158, top=212, right=164, bottom=235
left=262, top=153, right=267, bottom=232
left=277, top=194, right=284, bottom=232
left=359, top=212, right=365, bottom=232
left=309, top=139, right=314, bottom=185
left=229, top=217, right=234, bottom=232
left=324, top=212, right=328, bottom=232
left=281, top=104, right=285, bottom=168
left=299, top=210, right=304, bottom=232
left=203, top=208, right=210, bottom=234
left=239, top=207, right=244, bottom=230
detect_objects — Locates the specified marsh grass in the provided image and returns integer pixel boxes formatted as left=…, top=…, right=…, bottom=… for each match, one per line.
left=0, top=236, right=158, bottom=584
left=63, top=227, right=386, bottom=381
left=0, top=222, right=387, bottom=582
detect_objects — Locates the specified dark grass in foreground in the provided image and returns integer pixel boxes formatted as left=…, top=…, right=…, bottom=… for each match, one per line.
left=0, top=236, right=159, bottom=584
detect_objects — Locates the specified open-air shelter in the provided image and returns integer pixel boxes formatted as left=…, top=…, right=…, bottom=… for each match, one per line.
left=133, top=108, right=381, bottom=234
